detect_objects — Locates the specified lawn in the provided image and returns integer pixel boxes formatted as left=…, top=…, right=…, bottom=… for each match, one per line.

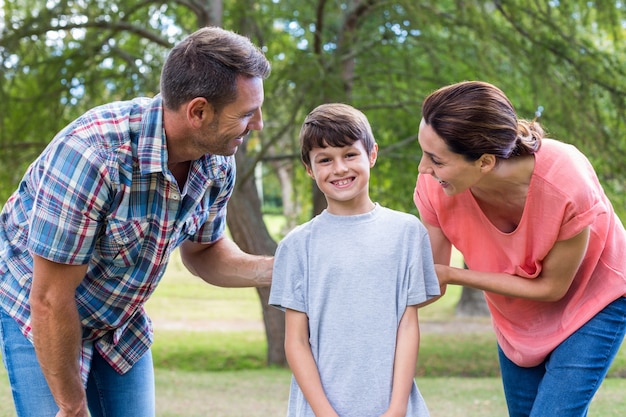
left=1, top=358, right=624, bottom=416
left=0, top=248, right=624, bottom=416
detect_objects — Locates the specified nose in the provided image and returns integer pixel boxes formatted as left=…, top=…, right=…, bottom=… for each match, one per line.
left=248, top=108, right=264, bottom=131
left=417, top=154, right=431, bottom=175
left=333, top=159, right=348, bottom=174
left=332, top=158, right=348, bottom=175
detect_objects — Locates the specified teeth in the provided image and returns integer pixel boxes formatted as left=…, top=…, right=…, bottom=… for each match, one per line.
left=334, top=179, right=352, bottom=186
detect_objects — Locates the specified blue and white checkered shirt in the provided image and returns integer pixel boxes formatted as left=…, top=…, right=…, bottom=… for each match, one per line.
left=0, top=95, right=234, bottom=381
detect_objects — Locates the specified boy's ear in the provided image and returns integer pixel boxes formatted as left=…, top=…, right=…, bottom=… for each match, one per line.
left=304, top=163, right=314, bottom=179
left=369, top=143, right=379, bottom=167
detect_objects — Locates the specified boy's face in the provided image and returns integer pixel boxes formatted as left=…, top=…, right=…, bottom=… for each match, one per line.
left=306, top=139, right=378, bottom=215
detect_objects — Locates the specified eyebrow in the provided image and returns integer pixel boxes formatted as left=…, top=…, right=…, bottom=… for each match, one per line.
left=312, top=148, right=338, bottom=157
left=242, top=106, right=259, bottom=116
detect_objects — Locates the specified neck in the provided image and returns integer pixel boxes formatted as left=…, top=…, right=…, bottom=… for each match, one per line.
left=326, top=199, right=376, bottom=216
left=471, top=155, right=534, bottom=198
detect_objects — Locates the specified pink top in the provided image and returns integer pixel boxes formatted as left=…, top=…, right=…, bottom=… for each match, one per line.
left=414, top=139, right=626, bottom=366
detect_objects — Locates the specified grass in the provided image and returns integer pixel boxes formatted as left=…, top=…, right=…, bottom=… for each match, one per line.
left=146, top=250, right=626, bottom=378
left=419, top=333, right=500, bottom=377
left=153, top=331, right=268, bottom=372
left=1, top=366, right=624, bottom=417
left=1, top=248, right=625, bottom=416
left=149, top=329, right=500, bottom=377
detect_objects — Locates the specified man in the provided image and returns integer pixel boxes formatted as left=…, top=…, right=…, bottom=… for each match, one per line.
left=0, top=26, right=272, bottom=417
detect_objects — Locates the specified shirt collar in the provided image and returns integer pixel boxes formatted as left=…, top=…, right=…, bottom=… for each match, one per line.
left=135, top=94, right=232, bottom=183
left=137, top=94, right=167, bottom=175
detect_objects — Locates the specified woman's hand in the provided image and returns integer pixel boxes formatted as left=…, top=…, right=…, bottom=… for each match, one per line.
left=431, top=227, right=589, bottom=301
left=435, top=264, right=453, bottom=286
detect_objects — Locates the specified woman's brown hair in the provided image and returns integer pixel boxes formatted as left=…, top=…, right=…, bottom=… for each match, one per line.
left=421, top=81, right=542, bottom=161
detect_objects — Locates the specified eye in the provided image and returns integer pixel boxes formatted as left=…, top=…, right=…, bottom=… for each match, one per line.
left=428, top=155, right=443, bottom=166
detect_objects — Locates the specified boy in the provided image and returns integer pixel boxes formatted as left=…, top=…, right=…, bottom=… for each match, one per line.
left=269, top=103, right=440, bottom=417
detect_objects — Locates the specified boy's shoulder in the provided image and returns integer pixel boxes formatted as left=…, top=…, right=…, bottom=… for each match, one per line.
left=377, top=205, right=425, bottom=225
left=279, top=206, right=426, bottom=242
left=278, top=216, right=317, bottom=244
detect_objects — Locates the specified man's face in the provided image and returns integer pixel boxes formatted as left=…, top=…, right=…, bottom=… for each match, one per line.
left=197, top=76, right=265, bottom=156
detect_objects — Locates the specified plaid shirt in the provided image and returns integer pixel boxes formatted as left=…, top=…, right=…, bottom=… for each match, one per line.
left=0, top=95, right=234, bottom=381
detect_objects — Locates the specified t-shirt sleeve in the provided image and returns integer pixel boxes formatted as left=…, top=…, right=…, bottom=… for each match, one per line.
left=269, top=231, right=307, bottom=313
left=558, top=197, right=605, bottom=241
left=542, top=142, right=609, bottom=242
left=407, top=221, right=441, bottom=306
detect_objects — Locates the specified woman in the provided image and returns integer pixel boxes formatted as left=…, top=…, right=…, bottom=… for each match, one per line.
left=414, top=80, right=626, bottom=417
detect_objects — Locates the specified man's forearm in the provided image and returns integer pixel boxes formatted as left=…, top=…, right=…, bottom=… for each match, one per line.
left=31, top=299, right=88, bottom=415
left=180, top=238, right=273, bottom=287
left=30, top=255, right=90, bottom=416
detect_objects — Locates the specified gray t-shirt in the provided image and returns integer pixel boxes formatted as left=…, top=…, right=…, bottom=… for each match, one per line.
left=269, top=204, right=440, bottom=417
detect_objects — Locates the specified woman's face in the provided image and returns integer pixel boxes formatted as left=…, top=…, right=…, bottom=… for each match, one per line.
left=417, top=119, right=485, bottom=196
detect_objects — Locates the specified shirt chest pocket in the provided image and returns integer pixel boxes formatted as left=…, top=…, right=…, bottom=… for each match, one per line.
left=96, top=219, right=146, bottom=267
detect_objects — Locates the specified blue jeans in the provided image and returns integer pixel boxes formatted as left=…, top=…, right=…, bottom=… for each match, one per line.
left=0, top=307, right=155, bottom=417
left=498, top=296, right=626, bottom=417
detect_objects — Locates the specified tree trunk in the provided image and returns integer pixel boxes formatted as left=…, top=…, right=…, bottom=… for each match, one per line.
left=196, top=0, right=223, bottom=27
left=227, top=144, right=286, bottom=367
left=454, top=264, right=490, bottom=317
left=312, top=182, right=327, bottom=216
left=270, top=159, right=299, bottom=232
left=455, top=287, right=490, bottom=317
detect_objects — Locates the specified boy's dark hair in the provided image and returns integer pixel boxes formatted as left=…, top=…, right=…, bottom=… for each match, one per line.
left=300, top=103, right=376, bottom=167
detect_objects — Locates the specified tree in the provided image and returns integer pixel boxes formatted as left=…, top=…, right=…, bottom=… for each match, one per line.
left=0, top=0, right=290, bottom=364
left=2, top=0, right=626, bottom=367
left=260, top=0, right=626, bottom=318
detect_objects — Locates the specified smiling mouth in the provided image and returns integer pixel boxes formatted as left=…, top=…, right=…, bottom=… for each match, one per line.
left=233, top=131, right=249, bottom=143
left=332, top=178, right=354, bottom=187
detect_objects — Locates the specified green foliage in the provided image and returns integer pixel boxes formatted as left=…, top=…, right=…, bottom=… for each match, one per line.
left=1, top=0, right=625, bottom=216
left=0, top=0, right=177, bottom=201
left=259, top=0, right=626, bottom=217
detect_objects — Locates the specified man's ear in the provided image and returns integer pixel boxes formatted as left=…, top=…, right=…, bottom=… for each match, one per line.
left=187, top=97, right=215, bottom=128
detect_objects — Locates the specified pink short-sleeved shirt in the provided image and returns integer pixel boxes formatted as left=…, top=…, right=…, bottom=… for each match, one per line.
left=414, top=139, right=626, bottom=366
